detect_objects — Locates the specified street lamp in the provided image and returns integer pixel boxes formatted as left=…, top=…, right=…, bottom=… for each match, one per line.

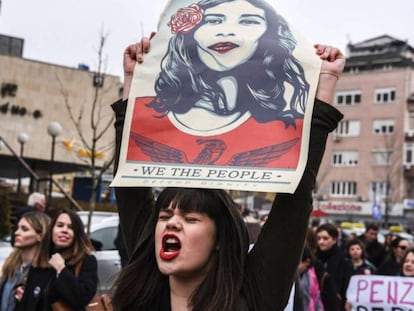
left=47, top=121, right=62, bottom=208
left=17, top=132, right=28, bottom=195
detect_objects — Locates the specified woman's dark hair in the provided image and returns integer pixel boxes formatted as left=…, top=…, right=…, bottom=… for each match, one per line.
left=346, top=238, right=368, bottom=261
left=305, top=227, right=318, bottom=255
left=400, top=247, right=414, bottom=277
left=34, top=209, right=94, bottom=268
left=316, top=223, right=339, bottom=239
left=148, top=0, right=309, bottom=127
left=387, top=236, right=408, bottom=260
left=112, top=188, right=250, bottom=311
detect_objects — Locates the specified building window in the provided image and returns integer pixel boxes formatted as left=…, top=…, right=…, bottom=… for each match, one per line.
left=332, top=151, right=358, bottom=166
left=348, top=67, right=360, bottom=74
left=331, top=181, right=357, bottom=196
left=335, top=91, right=362, bottom=106
left=404, top=143, right=414, bottom=166
left=335, top=120, right=360, bottom=137
left=371, top=181, right=389, bottom=202
left=371, top=150, right=392, bottom=166
left=373, top=119, right=394, bottom=134
left=374, top=88, right=396, bottom=103
left=408, top=112, right=414, bottom=132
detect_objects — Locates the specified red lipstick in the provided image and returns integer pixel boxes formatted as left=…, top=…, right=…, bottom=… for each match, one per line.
left=208, top=42, right=239, bottom=54
left=160, top=234, right=181, bottom=261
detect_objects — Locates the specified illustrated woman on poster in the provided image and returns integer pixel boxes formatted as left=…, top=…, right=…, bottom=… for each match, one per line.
left=128, top=0, right=312, bottom=168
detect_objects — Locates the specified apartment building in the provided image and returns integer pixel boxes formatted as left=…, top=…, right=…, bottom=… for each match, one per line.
left=315, top=35, right=414, bottom=227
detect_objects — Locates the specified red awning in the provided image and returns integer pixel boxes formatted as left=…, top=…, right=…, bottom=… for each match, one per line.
left=311, top=209, right=328, bottom=217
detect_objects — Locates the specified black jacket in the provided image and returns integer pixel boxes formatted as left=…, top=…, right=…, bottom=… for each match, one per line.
left=375, top=256, right=400, bottom=276
left=16, top=254, right=98, bottom=311
left=316, top=244, right=353, bottom=311
left=358, top=234, right=386, bottom=268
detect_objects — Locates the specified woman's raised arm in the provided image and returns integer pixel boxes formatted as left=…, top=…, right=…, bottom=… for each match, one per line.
left=112, top=36, right=154, bottom=257
left=243, top=45, right=345, bottom=310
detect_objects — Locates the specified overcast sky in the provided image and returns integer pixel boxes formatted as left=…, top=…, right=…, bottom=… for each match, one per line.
left=1, top=0, right=413, bottom=79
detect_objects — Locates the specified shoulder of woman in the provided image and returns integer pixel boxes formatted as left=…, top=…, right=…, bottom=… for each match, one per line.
left=81, top=254, right=97, bottom=267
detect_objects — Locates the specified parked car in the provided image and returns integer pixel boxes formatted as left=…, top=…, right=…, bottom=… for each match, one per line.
left=0, top=211, right=121, bottom=293
left=0, top=235, right=12, bottom=270
left=86, top=214, right=122, bottom=292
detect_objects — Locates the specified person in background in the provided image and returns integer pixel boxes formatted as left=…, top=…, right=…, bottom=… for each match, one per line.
left=336, top=226, right=348, bottom=252
left=345, top=238, right=376, bottom=275
left=110, top=33, right=345, bottom=310
left=11, top=192, right=46, bottom=246
left=297, top=246, right=341, bottom=311
left=15, top=209, right=98, bottom=311
left=315, top=223, right=353, bottom=311
left=400, top=247, right=414, bottom=277
left=375, top=236, right=410, bottom=276
left=0, top=211, right=50, bottom=311
left=357, top=223, right=386, bottom=268
left=384, top=232, right=395, bottom=253
left=305, top=227, right=319, bottom=256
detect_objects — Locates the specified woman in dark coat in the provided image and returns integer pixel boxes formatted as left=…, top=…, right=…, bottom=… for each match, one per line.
left=316, top=223, right=353, bottom=311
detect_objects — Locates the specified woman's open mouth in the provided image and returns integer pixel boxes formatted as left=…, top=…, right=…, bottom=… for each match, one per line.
left=208, top=42, right=239, bottom=54
left=160, top=234, right=182, bottom=260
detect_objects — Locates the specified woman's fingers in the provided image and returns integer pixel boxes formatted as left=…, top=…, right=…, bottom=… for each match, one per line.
left=314, top=44, right=344, bottom=62
left=137, top=37, right=151, bottom=63
left=14, top=286, right=24, bottom=301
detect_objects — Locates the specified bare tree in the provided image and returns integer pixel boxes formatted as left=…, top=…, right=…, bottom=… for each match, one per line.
left=373, top=131, right=403, bottom=227
left=58, top=30, right=116, bottom=234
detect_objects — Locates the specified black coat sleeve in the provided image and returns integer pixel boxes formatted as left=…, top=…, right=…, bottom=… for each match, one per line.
left=243, top=100, right=343, bottom=311
left=111, top=99, right=155, bottom=258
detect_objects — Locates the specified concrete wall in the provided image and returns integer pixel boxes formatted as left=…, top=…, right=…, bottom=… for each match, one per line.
left=0, top=54, right=121, bottom=175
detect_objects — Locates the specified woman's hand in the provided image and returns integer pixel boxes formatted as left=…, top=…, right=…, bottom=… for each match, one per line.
left=315, top=44, right=346, bottom=76
left=122, top=35, right=153, bottom=100
left=345, top=301, right=353, bottom=311
left=314, top=44, right=346, bottom=104
left=49, top=253, right=66, bottom=275
left=14, top=286, right=24, bottom=301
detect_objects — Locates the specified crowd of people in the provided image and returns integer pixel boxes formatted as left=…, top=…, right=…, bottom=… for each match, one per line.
left=2, top=192, right=413, bottom=311
left=2, top=1, right=413, bottom=310
left=290, top=221, right=414, bottom=311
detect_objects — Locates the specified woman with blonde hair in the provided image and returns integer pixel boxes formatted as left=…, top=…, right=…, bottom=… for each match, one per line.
left=0, top=211, right=50, bottom=311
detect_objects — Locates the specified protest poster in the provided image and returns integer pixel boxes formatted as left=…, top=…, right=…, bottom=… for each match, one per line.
left=112, top=0, right=322, bottom=192
left=346, top=275, right=414, bottom=311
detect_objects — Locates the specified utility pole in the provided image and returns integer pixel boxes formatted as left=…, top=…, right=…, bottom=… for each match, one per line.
left=384, top=181, right=390, bottom=228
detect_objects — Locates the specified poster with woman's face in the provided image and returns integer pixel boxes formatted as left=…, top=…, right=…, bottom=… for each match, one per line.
left=112, top=0, right=322, bottom=193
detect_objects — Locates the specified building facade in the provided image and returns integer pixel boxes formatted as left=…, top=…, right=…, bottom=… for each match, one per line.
left=0, top=34, right=121, bottom=193
left=315, top=35, right=414, bottom=228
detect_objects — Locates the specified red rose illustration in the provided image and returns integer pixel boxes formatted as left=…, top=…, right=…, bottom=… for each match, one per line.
left=168, top=4, right=204, bottom=34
